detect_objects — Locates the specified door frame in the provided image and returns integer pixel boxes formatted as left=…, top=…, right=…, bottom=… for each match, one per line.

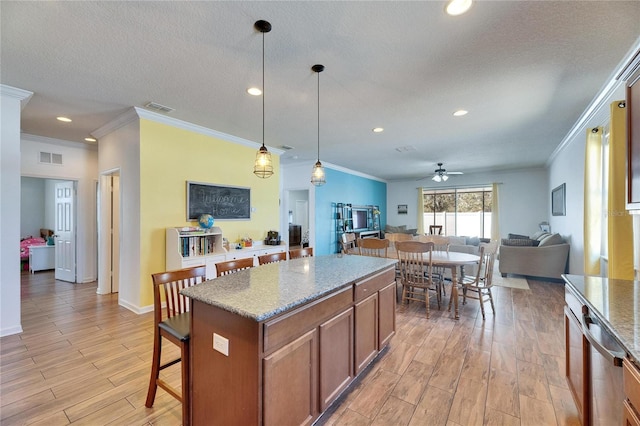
left=97, top=169, right=121, bottom=296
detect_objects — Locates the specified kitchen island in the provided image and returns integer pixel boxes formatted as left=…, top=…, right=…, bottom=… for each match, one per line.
left=562, top=274, right=640, bottom=425
left=182, top=254, right=397, bottom=425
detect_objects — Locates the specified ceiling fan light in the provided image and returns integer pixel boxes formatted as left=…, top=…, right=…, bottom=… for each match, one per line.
left=442, top=175, right=449, bottom=181
left=432, top=174, right=441, bottom=182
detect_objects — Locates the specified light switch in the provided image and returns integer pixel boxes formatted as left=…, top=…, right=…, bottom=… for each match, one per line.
left=213, top=333, right=229, bottom=356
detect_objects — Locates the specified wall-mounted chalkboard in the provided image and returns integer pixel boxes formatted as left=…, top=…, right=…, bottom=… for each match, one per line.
left=187, top=181, right=251, bottom=221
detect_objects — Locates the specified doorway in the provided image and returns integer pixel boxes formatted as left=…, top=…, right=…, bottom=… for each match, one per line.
left=97, top=171, right=120, bottom=294
left=286, top=189, right=309, bottom=248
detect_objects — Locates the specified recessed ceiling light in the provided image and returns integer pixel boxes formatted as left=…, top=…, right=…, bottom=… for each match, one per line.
left=84, top=137, right=97, bottom=142
left=453, top=109, right=468, bottom=116
left=56, top=116, right=72, bottom=122
left=372, top=127, right=384, bottom=133
left=445, top=0, right=473, bottom=16
left=247, top=87, right=262, bottom=96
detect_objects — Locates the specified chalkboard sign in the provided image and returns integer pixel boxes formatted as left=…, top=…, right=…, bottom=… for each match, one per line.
left=187, top=181, right=251, bottom=221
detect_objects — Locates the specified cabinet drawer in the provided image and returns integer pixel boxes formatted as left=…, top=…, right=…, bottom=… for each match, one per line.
left=264, top=286, right=353, bottom=354
left=354, top=268, right=395, bottom=302
left=565, top=286, right=584, bottom=318
left=625, top=399, right=640, bottom=426
left=624, top=358, right=640, bottom=414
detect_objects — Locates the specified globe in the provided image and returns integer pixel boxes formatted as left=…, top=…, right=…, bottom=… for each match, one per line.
left=198, top=214, right=214, bottom=229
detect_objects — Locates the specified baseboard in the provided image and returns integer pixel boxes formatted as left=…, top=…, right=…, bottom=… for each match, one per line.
left=1, top=325, right=24, bottom=337
left=118, top=298, right=154, bottom=315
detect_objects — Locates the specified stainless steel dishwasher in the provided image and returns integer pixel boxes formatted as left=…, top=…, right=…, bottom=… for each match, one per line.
left=582, top=306, right=625, bottom=425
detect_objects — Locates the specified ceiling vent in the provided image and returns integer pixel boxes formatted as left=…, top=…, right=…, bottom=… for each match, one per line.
left=280, top=145, right=294, bottom=150
left=39, top=151, right=63, bottom=165
left=144, top=101, right=175, bottom=114
left=395, top=145, right=417, bottom=153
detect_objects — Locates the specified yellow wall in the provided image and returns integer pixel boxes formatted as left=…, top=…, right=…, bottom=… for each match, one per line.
left=138, top=119, right=280, bottom=306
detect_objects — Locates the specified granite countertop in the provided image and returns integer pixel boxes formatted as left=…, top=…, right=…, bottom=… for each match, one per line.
left=562, top=274, right=640, bottom=364
left=182, top=254, right=397, bottom=322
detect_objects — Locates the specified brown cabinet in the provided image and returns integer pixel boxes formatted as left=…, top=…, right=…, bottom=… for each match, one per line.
left=624, top=358, right=640, bottom=426
left=355, top=293, right=378, bottom=374
left=319, top=308, right=354, bottom=410
left=264, top=329, right=318, bottom=426
left=565, top=289, right=589, bottom=424
left=190, top=265, right=396, bottom=425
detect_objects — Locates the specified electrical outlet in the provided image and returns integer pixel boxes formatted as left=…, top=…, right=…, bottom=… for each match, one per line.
left=213, top=333, right=229, bottom=356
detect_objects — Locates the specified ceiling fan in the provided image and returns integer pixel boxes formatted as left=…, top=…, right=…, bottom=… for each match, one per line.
left=431, top=162, right=463, bottom=182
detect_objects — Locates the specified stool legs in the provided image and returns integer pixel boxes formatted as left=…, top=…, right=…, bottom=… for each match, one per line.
left=145, top=330, right=162, bottom=407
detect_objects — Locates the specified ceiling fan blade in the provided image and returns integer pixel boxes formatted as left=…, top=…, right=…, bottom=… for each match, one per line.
left=447, top=171, right=464, bottom=175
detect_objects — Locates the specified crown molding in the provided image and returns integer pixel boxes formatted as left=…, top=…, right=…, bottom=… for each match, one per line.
left=0, top=84, right=33, bottom=109
left=133, top=107, right=285, bottom=155
left=547, top=36, right=640, bottom=165
left=22, top=133, right=98, bottom=151
left=92, top=108, right=139, bottom=139
left=282, top=160, right=386, bottom=183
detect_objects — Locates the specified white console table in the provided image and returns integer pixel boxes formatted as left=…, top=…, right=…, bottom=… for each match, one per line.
left=29, top=245, right=55, bottom=273
left=357, top=230, right=381, bottom=239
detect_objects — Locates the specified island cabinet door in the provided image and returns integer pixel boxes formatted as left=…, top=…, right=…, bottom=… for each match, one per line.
left=263, top=329, right=318, bottom=426
left=319, top=307, right=354, bottom=411
left=378, top=282, right=396, bottom=349
left=355, top=293, right=379, bottom=374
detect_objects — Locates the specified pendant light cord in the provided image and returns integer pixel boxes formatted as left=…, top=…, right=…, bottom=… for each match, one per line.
left=262, top=31, right=265, bottom=149
left=317, top=70, right=320, bottom=161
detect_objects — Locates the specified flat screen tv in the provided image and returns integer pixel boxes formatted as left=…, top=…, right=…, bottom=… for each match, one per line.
left=352, top=208, right=369, bottom=232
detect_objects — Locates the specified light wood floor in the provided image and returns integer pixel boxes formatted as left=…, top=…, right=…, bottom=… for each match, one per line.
left=0, top=271, right=579, bottom=425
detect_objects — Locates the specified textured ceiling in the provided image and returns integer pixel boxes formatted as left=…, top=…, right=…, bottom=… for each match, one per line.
left=2, top=1, right=640, bottom=181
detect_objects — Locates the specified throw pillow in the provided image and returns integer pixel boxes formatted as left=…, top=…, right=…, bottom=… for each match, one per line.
left=531, top=230, right=546, bottom=240
left=448, top=236, right=466, bottom=246
left=508, top=233, right=529, bottom=240
left=465, top=236, right=481, bottom=246
left=404, top=228, right=418, bottom=235
left=538, top=233, right=563, bottom=247
left=385, top=224, right=407, bottom=234
left=536, top=232, right=551, bottom=241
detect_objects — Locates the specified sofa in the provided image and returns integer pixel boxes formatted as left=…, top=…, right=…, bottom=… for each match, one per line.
left=498, top=232, right=570, bottom=280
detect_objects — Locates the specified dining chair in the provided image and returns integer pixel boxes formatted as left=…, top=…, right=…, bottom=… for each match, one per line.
left=215, top=257, right=254, bottom=277
left=457, top=241, right=499, bottom=319
left=146, top=265, right=207, bottom=426
left=429, top=225, right=443, bottom=235
left=258, top=251, right=287, bottom=265
left=395, top=240, right=439, bottom=318
left=289, top=247, right=313, bottom=259
left=357, top=237, right=389, bottom=258
left=341, top=232, right=357, bottom=254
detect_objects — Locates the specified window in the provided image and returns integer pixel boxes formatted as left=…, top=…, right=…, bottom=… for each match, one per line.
left=422, top=186, right=492, bottom=237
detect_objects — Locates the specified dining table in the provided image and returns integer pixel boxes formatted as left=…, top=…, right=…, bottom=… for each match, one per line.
left=349, top=245, right=480, bottom=319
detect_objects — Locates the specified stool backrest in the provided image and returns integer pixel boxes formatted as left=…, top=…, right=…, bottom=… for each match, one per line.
left=151, top=265, right=206, bottom=324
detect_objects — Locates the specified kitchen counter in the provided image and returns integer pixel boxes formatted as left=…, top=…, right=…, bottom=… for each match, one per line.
left=562, top=274, right=640, bottom=364
left=182, top=254, right=397, bottom=321
left=185, top=254, right=399, bottom=425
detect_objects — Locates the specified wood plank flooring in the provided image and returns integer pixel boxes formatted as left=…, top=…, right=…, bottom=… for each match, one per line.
left=0, top=270, right=579, bottom=425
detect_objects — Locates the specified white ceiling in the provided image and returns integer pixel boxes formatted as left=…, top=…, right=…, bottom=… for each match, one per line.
left=2, top=1, right=640, bottom=181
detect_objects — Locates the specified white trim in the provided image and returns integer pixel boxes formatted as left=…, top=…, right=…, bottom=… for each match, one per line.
left=323, top=161, right=387, bottom=183
left=118, top=298, right=152, bottom=314
left=133, top=107, right=286, bottom=155
left=92, top=108, right=139, bottom=139
left=0, top=84, right=33, bottom=109
left=22, top=133, right=98, bottom=151
left=0, top=325, right=24, bottom=337
left=547, top=37, right=640, bottom=165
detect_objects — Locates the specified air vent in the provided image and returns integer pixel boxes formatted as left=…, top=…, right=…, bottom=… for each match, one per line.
left=39, top=151, right=63, bottom=165
left=281, top=145, right=294, bottom=150
left=144, top=102, right=175, bottom=114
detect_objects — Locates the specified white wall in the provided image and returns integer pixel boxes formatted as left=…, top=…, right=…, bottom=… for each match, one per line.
left=1, top=84, right=32, bottom=336
left=20, top=177, right=45, bottom=238
left=21, top=135, right=99, bottom=283
left=96, top=112, right=141, bottom=311
left=387, top=168, right=548, bottom=238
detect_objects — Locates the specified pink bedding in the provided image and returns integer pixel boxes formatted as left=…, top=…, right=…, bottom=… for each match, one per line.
left=20, top=237, right=46, bottom=260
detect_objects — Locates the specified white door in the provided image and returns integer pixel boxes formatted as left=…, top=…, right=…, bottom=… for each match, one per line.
left=55, top=181, right=76, bottom=282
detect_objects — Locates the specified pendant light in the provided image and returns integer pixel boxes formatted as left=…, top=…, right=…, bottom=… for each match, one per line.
left=311, top=64, right=326, bottom=186
left=253, top=20, right=274, bottom=179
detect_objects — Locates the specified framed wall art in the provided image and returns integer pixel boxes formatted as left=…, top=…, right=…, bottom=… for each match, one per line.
left=551, top=183, right=566, bottom=216
left=397, top=204, right=408, bottom=215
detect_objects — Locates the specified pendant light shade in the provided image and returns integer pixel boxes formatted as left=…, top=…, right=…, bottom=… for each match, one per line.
left=253, top=20, right=274, bottom=179
left=310, top=64, right=326, bottom=186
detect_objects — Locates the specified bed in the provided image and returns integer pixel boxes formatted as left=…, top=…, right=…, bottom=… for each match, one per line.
left=20, top=229, right=53, bottom=271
